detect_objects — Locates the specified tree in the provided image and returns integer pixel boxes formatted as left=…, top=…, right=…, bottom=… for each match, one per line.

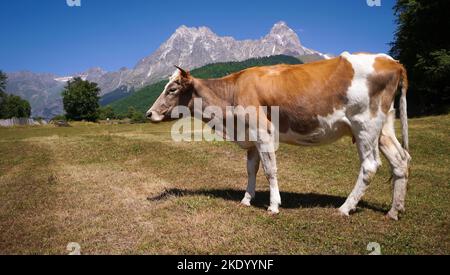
left=0, top=71, right=32, bottom=119
left=0, top=95, right=31, bottom=118
left=0, top=71, right=7, bottom=113
left=62, top=77, right=101, bottom=121
left=390, top=0, right=450, bottom=116
left=127, top=106, right=137, bottom=119
left=0, top=91, right=6, bottom=117
left=0, top=70, right=6, bottom=93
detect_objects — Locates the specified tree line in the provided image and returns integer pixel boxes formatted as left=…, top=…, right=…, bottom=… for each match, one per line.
left=0, top=71, right=142, bottom=122
left=0, top=71, right=31, bottom=119
left=390, top=0, right=450, bottom=116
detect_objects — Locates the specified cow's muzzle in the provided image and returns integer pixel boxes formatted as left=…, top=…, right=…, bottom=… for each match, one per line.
left=146, top=110, right=164, bottom=123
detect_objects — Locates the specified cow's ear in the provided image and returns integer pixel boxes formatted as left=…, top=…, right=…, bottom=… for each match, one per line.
left=174, top=65, right=190, bottom=78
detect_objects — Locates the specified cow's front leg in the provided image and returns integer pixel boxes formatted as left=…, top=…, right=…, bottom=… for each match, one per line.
left=256, top=143, right=281, bottom=214
left=241, top=147, right=261, bottom=206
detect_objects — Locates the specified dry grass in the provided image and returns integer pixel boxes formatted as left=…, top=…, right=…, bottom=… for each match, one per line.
left=0, top=116, right=449, bottom=255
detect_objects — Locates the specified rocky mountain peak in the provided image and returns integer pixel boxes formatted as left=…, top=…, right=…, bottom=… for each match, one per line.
left=265, top=21, right=302, bottom=47
left=270, top=21, right=291, bottom=33
left=85, top=67, right=106, bottom=74
left=173, top=25, right=216, bottom=38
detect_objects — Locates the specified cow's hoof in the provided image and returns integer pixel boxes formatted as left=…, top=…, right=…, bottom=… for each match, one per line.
left=337, top=211, right=350, bottom=218
left=267, top=206, right=280, bottom=215
left=337, top=207, right=351, bottom=217
left=386, top=210, right=399, bottom=221
left=240, top=198, right=252, bottom=207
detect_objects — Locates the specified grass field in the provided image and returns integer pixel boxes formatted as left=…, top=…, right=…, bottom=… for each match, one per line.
left=0, top=115, right=449, bottom=255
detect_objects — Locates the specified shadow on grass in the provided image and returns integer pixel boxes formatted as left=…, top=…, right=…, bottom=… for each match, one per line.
left=148, top=188, right=386, bottom=214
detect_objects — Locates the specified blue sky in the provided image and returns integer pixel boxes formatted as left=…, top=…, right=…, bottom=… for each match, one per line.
left=0, top=0, right=396, bottom=75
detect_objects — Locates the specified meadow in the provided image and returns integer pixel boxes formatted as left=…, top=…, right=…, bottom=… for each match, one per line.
left=0, top=115, right=448, bottom=255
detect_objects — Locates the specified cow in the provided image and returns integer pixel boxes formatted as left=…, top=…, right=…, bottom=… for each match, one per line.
left=146, top=52, right=411, bottom=220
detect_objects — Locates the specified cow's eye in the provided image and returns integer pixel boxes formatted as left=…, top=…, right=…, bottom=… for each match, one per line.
left=168, top=88, right=177, bottom=94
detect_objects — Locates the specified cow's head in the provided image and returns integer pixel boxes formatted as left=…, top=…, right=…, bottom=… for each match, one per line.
left=146, top=66, right=194, bottom=122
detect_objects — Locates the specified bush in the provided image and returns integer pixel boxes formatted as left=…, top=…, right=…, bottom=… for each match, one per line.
left=98, top=106, right=116, bottom=120
left=127, top=106, right=147, bottom=124
left=131, top=111, right=146, bottom=124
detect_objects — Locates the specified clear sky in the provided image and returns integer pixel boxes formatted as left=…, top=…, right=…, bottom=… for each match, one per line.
left=0, top=0, right=396, bottom=75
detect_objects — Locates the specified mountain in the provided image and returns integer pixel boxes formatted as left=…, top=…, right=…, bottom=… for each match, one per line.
left=5, top=21, right=325, bottom=118
left=5, top=71, right=66, bottom=118
left=124, top=21, right=321, bottom=88
left=109, top=55, right=302, bottom=115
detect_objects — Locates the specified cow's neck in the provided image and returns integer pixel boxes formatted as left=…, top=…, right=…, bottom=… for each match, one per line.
left=192, top=78, right=235, bottom=111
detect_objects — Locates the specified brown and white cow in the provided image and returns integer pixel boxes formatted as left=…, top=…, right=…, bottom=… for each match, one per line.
left=146, top=52, right=411, bottom=220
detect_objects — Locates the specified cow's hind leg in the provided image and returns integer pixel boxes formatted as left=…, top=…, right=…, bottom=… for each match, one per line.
left=339, top=119, right=383, bottom=216
left=241, top=147, right=261, bottom=206
left=380, top=111, right=411, bottom=220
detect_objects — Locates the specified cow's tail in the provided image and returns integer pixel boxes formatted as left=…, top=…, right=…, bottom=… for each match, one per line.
left=399, top=66, right=409, bottom=151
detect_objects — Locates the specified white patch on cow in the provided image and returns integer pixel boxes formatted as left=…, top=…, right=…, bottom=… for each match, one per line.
left=279, top=109, right=352, bottom=146
left=165, top=70, right=181, bottom=90
left=377, top=53, right=394, bottom=60
left=316, top=109, right=352, bottom=143
left=279, top=129, right=318, bottom=146
left=338, top=52, right=393, bottom=216
left=255, top=132, right=281, bottom=214
left=241, top=149, right=260, bottom=206
left=341, top=52, right=376, bottom=112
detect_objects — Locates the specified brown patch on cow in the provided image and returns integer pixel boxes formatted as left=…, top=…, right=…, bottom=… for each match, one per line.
left=368, top=57, right=403, bottom=116
left=232, top=57, right=354, bottom=135
left=188, top=57, right=354, bottom=136
left=193, top=78, right=237, bottom=110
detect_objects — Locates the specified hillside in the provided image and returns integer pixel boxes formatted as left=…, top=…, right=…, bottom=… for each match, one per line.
left=99, top=86, right=135, bottom=106
left=108, top=55, right=302, bottom=115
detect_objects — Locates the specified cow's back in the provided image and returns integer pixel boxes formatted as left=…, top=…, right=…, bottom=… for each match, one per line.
left=234, top=57, right=353, bottom=114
